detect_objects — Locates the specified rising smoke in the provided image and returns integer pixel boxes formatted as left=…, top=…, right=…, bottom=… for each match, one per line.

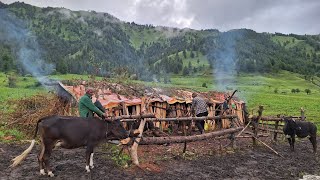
left=207, top=30, right=244, bottom=91
left=0, top=9, right=55, bottom=88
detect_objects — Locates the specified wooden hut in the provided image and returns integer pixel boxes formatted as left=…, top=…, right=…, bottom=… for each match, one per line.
left=60, top=82, right=246, bottom=132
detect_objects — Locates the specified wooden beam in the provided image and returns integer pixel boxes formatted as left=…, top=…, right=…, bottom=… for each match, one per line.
left=106, top=114, right=155, bottom=121
left=121, top=115, right=238, bottom=122
left=237, top=134, right=269, bottom=138
left=258, top=127, right=283, bottom=134
left=139, top=127, right=243, bottom=145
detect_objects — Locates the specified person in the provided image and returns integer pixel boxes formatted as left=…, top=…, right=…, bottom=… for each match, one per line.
left=222, top=93, right=230, bottom=115
left=191, top=92, right=208, bottom=134
left=79, top=88, right=107, bottom=118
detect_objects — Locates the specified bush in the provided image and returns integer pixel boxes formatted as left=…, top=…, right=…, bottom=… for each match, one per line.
left=291, top=89, right=296, bottom=93
left=274, top=88, right=278, bottom=94
left=202, top=82, right=208, bottom=88
left=305, top=89, right=311, bottom=95
left=8, top=75, right=17, bottom=88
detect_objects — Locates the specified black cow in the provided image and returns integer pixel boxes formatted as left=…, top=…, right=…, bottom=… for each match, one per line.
left=283, top=117, right=317, bottom=153
left=11, top=115, right=136, bottom=177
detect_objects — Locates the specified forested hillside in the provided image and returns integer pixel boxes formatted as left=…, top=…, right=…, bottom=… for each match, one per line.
left=0, top=2, right=320, bottom=81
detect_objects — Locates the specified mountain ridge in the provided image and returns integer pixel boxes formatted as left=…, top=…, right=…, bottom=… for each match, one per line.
left=0, top=1, right=319, bottom=81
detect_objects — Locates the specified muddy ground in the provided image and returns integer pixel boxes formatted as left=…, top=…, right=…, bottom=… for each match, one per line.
left=1, top=136, right=320, bottom=180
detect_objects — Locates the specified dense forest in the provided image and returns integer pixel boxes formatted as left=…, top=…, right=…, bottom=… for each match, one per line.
left=0, top=2, right=320, bottom=81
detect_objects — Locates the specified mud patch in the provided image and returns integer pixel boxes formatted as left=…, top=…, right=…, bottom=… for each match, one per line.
left=1, top=137, right=320, bottom=180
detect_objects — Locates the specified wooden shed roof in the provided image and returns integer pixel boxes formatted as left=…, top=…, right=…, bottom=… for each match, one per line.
left=59, top=81, right=238, bottom=109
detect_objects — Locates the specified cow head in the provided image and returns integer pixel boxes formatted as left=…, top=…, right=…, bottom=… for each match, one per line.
left=105, top=120, right=129, bottom=140
left=283, top=117, right=297, bottom=135
left=284, top=117, right=296, bottom=127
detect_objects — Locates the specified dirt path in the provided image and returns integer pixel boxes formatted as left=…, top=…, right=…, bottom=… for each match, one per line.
left=1, top=137, right=320, bottom=180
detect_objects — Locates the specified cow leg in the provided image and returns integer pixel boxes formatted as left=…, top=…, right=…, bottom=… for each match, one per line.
left=90, top=153, right=94, bottom=169
left=43, top=140, right=55, bottom=177
left=286, top=136, right=294, bottom=152
left=38, top=137, right=46, bottom=176
left=309, top=136, right=317, bottom=153
left=85, top=145, right=94, bottom=173
left=291, top=136, right=295, bottom=152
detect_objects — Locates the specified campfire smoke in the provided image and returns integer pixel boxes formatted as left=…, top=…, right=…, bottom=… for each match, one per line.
left=0, top=9, right=56, bottom=88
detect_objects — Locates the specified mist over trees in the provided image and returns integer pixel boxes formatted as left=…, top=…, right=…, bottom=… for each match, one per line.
left=0, top=2, right=320, bottom=81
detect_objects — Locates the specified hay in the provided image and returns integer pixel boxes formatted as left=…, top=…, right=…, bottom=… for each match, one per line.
left=4, top=93, right=74, bottom=137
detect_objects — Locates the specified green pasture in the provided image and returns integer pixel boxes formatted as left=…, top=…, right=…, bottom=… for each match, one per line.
left=0, top=73, right=46, bottom=103
left=169, top=71, right=319, bottom=123
left=271, top=35, right=316, bottom=55
left=0, top=71, right=319, bottom=140
left=50, top=73, right=104, bottom=81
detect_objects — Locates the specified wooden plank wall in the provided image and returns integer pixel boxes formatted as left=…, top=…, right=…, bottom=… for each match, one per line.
left=104, top=97, right=244, bottom=132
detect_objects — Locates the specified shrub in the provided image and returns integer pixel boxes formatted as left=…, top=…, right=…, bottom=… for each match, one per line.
left=305, top=89, right=311, bottom=95
left=274, top=88, right=278, bottom=94
left=202, top=82, right=208, bottom=88
left=8, top=75, right=17, bottom=88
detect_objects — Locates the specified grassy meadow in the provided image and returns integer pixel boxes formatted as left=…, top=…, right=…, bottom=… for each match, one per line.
left=138, top=71, right=320, bottom=123
left=0, top=70, right=319, bottom=139
left=0, top=73, right=46, bottom=103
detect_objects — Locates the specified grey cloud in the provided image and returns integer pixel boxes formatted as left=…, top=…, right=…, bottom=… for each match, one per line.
left=2, top=0, right=320, bottom=34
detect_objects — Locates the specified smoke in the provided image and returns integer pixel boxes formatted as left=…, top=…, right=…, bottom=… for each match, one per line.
left=0, top=9, right=56, bottom=88
left=207, top=30, right=249, bottom=102
left=206, top=30, right=244, bottom=92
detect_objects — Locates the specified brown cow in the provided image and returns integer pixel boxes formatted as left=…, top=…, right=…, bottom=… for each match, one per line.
left=11, top=115, right=136, bottom=177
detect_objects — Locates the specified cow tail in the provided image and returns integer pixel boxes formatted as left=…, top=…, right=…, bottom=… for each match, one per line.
left=10, top=118, right=43, bottom=167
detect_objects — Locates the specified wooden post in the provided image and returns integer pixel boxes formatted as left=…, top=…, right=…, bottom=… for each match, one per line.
left=129, top=117, right=146, bottom=166
left=273, top=120, right=279, bottom=141
left=229, top=117, right=236, bottom=149
left=129, top=97, right=148, bottom=166
left=252, top=121, right=258, bottom=146
left=252, top=105, right=264, bottom=146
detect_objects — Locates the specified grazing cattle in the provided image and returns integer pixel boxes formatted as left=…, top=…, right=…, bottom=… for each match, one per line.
left=11, top=115, right=137, bottom=177
left=283, top=117, right=317, bottom=153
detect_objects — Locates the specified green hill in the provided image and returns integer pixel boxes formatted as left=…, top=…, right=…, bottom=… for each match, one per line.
left=0, top=2, right=320, bottom=81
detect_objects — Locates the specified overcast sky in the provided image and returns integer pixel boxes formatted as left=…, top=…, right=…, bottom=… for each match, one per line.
left=2, top=0, right=320, bottom=35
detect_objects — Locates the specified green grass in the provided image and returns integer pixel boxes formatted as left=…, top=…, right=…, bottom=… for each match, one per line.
left=0, top=127, right=25, bottom=142
left=50, top=73, right=104, bottom=81
left=131, top=70, right=320, bottom=126
left=271, top=36, right=303, bottom=48
left=169, top=71, right=320, bottom=123
left=153, top=50, right=211, bottom=75
left=1, top=71, right=320, bottom=131
left=124, top=26, right=165, bottom=49
left=0, top=73, right=46, bottom=103
left=271, top=35, right=317, bottom=55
